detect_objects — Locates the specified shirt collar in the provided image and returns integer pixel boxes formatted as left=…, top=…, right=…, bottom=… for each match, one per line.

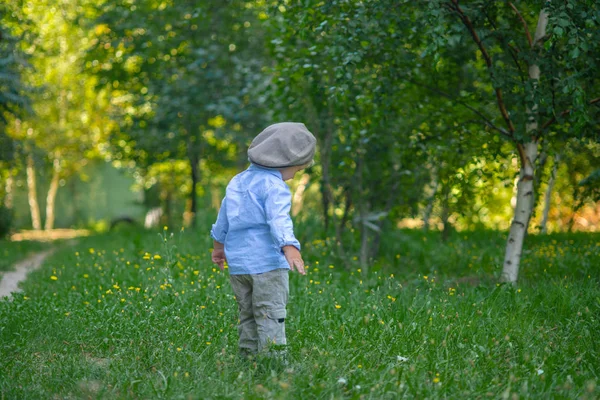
left=248, top=163, right=283, bottom=180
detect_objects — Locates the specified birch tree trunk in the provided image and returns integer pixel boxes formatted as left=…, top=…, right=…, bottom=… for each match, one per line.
left=501, top=9, right=548, bottom=283
left=4, top=174, right=13, bottom=210
left=540, top=154, right=559, bottom=234
left=291, top=173, right=310, bottom=217
left=44, top=158, right=61, bottom=230
left=26, top=153, right=42, bottom=230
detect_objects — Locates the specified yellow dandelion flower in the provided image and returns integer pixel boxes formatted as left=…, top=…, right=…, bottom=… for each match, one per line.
left=433, top=377, right=440, bottom=383
left=335, top=304, right=341, bottom=309
left=83, top=274, right=89, bottom=279
left=153, top=254, right=161, bottom=260
left=163, top=226, right=168, bottom=231
left=143, top=253, right=151, bottom=260
left=206, top=342, right=211, bottom=345
left=176, top=347, right=182, bottom=351
left=89, top=248, right=95, bottom=254
left=50, top=276, right=58, bottom=281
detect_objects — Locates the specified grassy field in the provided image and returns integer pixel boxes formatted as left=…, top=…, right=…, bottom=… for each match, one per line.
left=0, top=225, right=598, bottom=399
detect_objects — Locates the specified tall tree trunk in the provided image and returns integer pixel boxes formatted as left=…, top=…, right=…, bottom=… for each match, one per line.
left=291, top=173, right=310, bottom=217
left=314, top=99, right=335, bottom=233
left=4, top=173, right=13, bottom=210
left=26, top=153, right=42, bottom=230
left=423, top=170, right=439, bottom=232
left=186, top=151, right=199, bottom=227
left=356, top=155, right=370, bottom=271
left=44, top=157, right=61, bottom=230
left=501, top=9, right=548, bottom=283
left=540, top=154, right=559, bottom=234
left=440, top=180, right=451, bottom=242
left=502, top=143, right=538, bottom=282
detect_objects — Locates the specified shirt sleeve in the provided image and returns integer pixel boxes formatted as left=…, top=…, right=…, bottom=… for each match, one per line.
left=264, top=183, right=301, bottom=251
left=210, top=196, right=229, bottom=243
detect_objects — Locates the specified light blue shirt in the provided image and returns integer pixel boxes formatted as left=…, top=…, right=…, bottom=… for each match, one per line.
left=210, top=164, right=300, bottom=275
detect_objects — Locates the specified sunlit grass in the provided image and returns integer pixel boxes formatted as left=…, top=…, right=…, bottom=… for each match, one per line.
left=0, top=226, right=598, bottom=398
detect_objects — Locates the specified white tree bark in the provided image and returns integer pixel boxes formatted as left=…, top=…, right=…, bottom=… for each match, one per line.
left=4, top=174, right=13, bottom=210
left=291, top=173, right=310, bottom=217
left=501, top=9, right=548, bottom=283
left=26, top=153, right=42, bottom=231
left=44, top=158, right=61, bottom=230
left=501, top=144, right=537, bottom=282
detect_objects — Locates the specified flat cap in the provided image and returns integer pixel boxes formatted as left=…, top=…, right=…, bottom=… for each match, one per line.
left=248, top=122, right=316, bottom=168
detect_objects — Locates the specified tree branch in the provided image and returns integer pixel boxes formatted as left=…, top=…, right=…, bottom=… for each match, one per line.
left=541, top=97, right=600, bottom=130
left=508, top=2, right=533, bottom=48
left=405, top=78, right=511, bottom=138
left=448, top=0, right=516, bottom=134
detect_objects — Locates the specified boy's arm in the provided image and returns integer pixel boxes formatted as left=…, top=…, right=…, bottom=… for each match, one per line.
left=210, top=196, right=229, bottom=244
left=282, top=245, right=305, bottom=275
left=264, top=184, right=305, bottom=275
left=212, top=240, right=226, bottom=271
left=210, top=197, right=229, bottom=271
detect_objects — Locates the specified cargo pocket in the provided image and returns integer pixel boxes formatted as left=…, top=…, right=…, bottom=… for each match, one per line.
left=267, top=308, right=287, bottom=323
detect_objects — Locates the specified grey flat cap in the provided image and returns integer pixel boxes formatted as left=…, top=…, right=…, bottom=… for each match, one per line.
left=248, top=122, right=316, bottom=168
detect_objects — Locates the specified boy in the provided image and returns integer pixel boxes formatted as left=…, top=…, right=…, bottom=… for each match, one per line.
left=210, top=122, right=316, bottom=359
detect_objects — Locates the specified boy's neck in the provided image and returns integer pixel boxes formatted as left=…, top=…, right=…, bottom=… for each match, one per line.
left=279, top=165, right=303, bottom=181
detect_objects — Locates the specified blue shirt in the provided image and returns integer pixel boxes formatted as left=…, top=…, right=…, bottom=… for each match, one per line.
left=210, top=164, right=300, bottom=275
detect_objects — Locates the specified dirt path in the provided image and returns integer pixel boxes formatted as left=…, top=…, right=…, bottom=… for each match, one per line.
left=0, top=249, right=55, bottom=299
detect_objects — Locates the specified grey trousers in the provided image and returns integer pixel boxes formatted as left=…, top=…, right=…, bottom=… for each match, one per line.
left=229, top=268, right=289, bottom=354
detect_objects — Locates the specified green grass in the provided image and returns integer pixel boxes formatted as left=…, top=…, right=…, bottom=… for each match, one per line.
left=0, top=226, right=598, bottom=399
left=0, top=240, right=52, bottom=272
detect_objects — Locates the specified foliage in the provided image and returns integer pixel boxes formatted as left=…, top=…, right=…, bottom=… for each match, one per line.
left=0, top=5, right=30, bottom=125
left=87, top=0, right=271, bottom=219
left=0, top=227, right=598, bottom=398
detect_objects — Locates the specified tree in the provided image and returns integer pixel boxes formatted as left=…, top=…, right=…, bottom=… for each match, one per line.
left=5, top=0, right=112, bottom=230
left=423, top=0, right=600, bottom=283
left=0, top=3, right=31, bottom=236
left=89, top=0, right=270, bottom=226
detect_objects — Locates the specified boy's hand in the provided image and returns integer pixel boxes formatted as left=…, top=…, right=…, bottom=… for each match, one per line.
left=283, top=245, right=305, bottom=275
left=212, top=241, right=227, bottom=271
